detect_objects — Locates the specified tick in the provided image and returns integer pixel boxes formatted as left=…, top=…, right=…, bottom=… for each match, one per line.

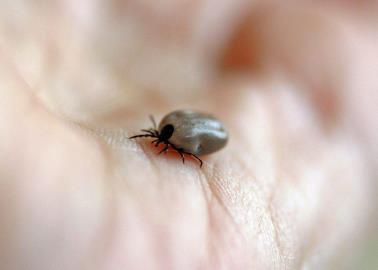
left=129, top=110, right=228, bottom=167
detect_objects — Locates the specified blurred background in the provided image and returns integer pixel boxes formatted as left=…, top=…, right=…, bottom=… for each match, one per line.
left=0, top=0, right=377, bottom=269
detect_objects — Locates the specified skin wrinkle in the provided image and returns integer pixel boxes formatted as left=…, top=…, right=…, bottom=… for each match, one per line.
left=232, top=155, right=266, bottom=238
left=315, top=141, right=367, bottom=268
left=192, top=160, right=237, bottom=269
left=268, top=91, right=313, bottom=270
left=87, top=182, right=117, bottom=269
left=205, top=203, right=221, bottom=269
left=203, top=162, right=251, bottom=267
left=55, top=126, right=110, bottom=269
left=238, top=165, right=266, bottom=243
left=265, top=88, right=296, bottom=269
left=113, top=155, right=166, bottom=267
left=267, top=189, right=284, bottom=269
left=194, top=169, right=212, bottom=268
left=209, top=204, right=251, bottom=269
left=81, top=138, right=123, bottom=270
left=202, top=190, right=225, bottom=269
left=92, top=139, right=157, bottom=269
left=295, top=168, right=326, bottom=270
left=298, top=168, right=327, bottom=268
left=232, top=156, right=281, bottom=268
left=205, top=156, right=282, bottom=268
left=104, top=132, right=209, bottom=268
left=167, top=172, right=208, bottom=268
left=1, top=72, right=111, bottom=269
left=265, top=130, right=284, bottom=269
left=211, top=167, right=243, bottom=219
left=199, top=163, right=240, bottom=269
left=99, top=193, right=124, bottom=270
left=88, top=129, right=183, bottom=269
left=205, top=183, right=252, bottom=269
left=297, top=184, right=325, bottom=269
left=221, top=90, right=286, bottom=268
left=284, top=93, right=356, bottom=266
left=104, top=170, right=142, bottom=268
left=270, top=171, right=300, bottom=269
left=204, top=164, right=242, bottom=234
left=116, top=195, right=158, bottom=268
left=300, top=177, right=329, bottom=268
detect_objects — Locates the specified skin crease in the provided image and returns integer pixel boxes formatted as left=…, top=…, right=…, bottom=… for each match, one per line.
left=0, top=1, right=377, bottom=270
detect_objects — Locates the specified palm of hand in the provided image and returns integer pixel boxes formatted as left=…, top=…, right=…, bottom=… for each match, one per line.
left=0, top=1, right=376, bottom=269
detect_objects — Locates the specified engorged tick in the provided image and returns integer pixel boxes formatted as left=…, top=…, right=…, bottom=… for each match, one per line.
left=128, top=110, right=229, bottom=167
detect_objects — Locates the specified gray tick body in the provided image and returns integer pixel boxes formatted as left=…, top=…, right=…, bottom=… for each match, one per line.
left=129, top=110, right=228, bottom=167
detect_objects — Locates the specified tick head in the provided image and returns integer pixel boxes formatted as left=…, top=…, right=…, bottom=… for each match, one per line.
left=159, top=124, right=174, bottom=141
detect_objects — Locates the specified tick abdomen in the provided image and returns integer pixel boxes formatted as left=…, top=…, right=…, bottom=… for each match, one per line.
left=158, top=110, right=228, bottom=155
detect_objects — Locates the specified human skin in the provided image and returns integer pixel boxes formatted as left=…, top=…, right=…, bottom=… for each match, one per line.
left=0, top=1, right=377, bottom=270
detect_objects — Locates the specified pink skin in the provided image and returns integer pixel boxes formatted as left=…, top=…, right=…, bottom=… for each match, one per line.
left=0, top=1, right=377, bottom=269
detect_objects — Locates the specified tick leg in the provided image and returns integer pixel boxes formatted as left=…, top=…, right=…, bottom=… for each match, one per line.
left=168, top=143, right=187, bottom=164
left=151, top=139, right=159, bottom=144
left=150, top=139, right=161, bottom=147
left=141, top=129, right=155, bottom=135
left=129, top=134, right=155, bottom=139
left=142, top=128, right=160, bottom=137
left=178, top=149, right=203, bottom=168
left=158, top=145, right=169, bottom=155
left=149, top=115, right=157, bottom=130
left=178, top=151, right=185, bottom=164
left=189, top=153, right=203, bottom=168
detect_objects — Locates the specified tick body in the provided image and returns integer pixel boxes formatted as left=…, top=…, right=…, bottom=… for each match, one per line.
left=129, top=110, right=228, bottom=167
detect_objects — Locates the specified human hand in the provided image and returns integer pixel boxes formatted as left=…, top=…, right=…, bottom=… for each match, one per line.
left=0, top=1, right=377, bottom=269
